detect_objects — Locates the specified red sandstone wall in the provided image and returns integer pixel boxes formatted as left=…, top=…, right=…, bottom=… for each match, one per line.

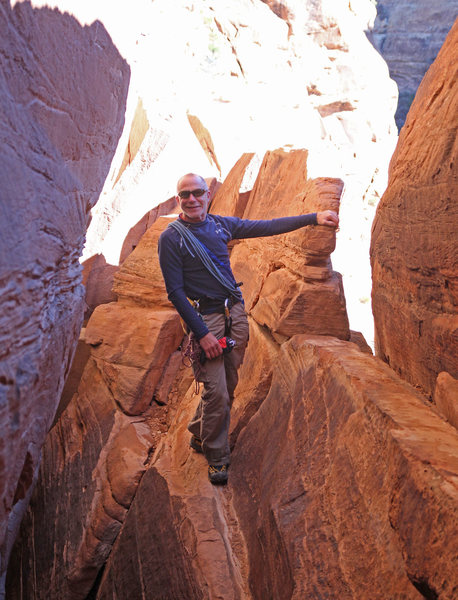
left=370, top=19, right=458, bottom=398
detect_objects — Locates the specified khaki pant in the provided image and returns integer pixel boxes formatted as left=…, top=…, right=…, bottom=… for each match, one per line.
left=187, top=302, right=249, bottom=465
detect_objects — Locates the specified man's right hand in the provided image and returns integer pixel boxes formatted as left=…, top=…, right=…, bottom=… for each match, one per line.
left=199, top=332, right=223, bottom=360
left=317, top=210, right=339, bottom=227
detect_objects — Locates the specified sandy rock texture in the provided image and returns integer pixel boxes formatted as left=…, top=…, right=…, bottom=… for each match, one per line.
left=6, top=149, right=349, bottom=598
left=434, top=372, right=458, bottom=430
left=371, top=20, right=458, bottom=399
left=368, top=0, right=458, bottom=128
left=6, top=219, right=186, bottom=600
left=95, top=335, right=458, bottom=600
left=229, top=149, right=350, bottom=340
left=0, top=0, right=129, bottom=586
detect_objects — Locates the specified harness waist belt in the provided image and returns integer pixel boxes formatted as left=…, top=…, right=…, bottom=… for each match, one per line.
left=197, top=297, right=241, bottom=315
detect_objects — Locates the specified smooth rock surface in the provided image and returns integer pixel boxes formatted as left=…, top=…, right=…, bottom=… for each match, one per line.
left=95, top=334, right=458, bottom=599
left=435, top=371, right=458, bottom=430
left=371, top=20, right=458, bottom=398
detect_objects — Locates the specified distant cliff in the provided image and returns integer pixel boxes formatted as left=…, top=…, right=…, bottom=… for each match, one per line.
left=368, top=0, right=458, bottom=128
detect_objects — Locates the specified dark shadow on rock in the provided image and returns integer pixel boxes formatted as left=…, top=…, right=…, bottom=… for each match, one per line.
left=1, top=0, right=130, bottom=595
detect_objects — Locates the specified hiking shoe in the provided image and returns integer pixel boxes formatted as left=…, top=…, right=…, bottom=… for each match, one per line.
left=208, top=464, right=229, bottom=485
left=190, top=435, right=203, bottom=453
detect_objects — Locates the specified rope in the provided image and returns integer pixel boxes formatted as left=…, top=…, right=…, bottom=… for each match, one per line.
left=181, top=334, right=203, bottom=394
left=168, top=219, right=240, bottom=296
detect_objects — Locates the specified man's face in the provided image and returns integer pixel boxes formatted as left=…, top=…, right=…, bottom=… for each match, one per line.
left=176, top=175, right=210, bottom=223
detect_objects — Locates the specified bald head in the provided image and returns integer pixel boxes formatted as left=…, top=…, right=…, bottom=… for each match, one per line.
left=176, top=173, right=207, bottom=192
left=175, top=173, right=211, bottom=223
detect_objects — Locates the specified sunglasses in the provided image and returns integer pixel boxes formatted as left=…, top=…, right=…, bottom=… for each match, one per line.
left=177, top=188, right=207, bottom=199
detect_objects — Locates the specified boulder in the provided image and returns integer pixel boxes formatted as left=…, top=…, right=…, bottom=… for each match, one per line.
left=371, top=20, right=458, bottom=398
left=209, top=152, right=258, bottom=218
left=230, top=149, right=350, bottom=340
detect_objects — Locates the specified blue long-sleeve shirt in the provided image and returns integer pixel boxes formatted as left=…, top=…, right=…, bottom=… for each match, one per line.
left=158, top=213, right=317, bottom=339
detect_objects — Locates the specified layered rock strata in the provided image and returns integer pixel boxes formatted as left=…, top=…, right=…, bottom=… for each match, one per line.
left=6, top=148, right=349, bottom=598
left=370, top=20, right=458, bottom=399
left=0, top=0, right=129, bottom=585
left=229, top=149, right=350, bottom=340
left=96, top=335, right=458, bottom=599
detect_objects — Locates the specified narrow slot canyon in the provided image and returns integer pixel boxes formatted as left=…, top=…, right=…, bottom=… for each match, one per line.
left=1, top=1, right=457, bottom=599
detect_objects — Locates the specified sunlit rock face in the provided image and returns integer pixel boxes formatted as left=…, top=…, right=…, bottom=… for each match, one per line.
left=94, top=336, right=458, bottom=600
left=228, top=149, right=350, bottom=340
left=31, top=0, right=398, bottom=342
left=6, top=149, right=350, bottom=598
left=0, top=0, right=129, bottom=585
left=371, top=20, right=458, bottom=399
left=368, top=0, right=458, bottom=129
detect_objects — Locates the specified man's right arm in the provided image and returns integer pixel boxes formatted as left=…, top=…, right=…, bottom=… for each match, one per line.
left=158, top=230, right=209, bottom=340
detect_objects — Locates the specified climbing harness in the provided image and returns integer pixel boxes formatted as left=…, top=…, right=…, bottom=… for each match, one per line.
left=180, top=297, right=236, bottom=391
left=170, top=218, right=240, bottom=392
left=167, top=219, right=242, bottom=299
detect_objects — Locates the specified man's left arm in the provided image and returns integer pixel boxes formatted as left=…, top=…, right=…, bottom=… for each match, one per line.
left=229, top=211, right=339, bottom=239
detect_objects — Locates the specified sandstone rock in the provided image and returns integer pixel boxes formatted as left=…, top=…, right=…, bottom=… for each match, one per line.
left=81, top=253, right=119, bottom=319
left=5, top=210, right=185, bottom=597
left=251, top=269, right=349, bottom=338
left=112, top=217, right=177, bottom=308
left=209, top=152, right=257, bottom=218
left=229, top=319, right=281, bottom=447
left=349, top=330, right=373, bottom=354
left=231, top=335, right=458, bottom=599
left=85, top=304, right=183, bottom=416
left=118, top=197, right=177, bottom=264
left=0, top=0, right=129, bottom=583
left=46, top=0, right=399, bottom=347
left=114, top=97, right=150, bottom=186
left=94, top=334, right=458, bottom=599
left=56, top=327, right=91, bottom=423
left=435, top=372, right=458, bottom=430
left=368, top=0, right=458, bottom=128
left=95, top=376, right=250, bottom=600
left=230, top=149, right=350, bottom=339
left=81, top=197, right=178, bottom=321
left=7, top=361, right=156, bottom=600
left=187, top=113, right=222, bottom=176
left=6, top=310, right=183, bottom=600
left=371, top=20, right=458, bottom=398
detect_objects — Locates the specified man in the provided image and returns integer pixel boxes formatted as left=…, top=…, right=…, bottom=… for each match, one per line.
left=158, top=173, right=339, bottom=484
